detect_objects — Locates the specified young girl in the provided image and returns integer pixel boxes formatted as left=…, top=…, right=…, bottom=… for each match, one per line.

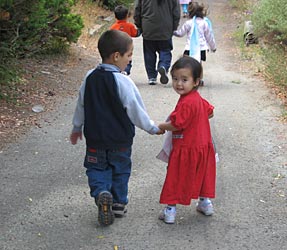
left=174, top=1, right=216, bottom=85
left=158, top=56, right=216, bottom=224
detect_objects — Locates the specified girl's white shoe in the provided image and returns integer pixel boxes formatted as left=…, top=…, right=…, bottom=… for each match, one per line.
left=158, top=206, right=176, bottom=224
left=196, top=198, right=214, bottom=216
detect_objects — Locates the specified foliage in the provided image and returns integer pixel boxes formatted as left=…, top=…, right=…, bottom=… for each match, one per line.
left=228, top=0, right=248, bottom=11
left=231, top=0, right=287, bottom=111
left=262, top=44, right=287, bottom=88
left=251, top=0, right=287, bottom=44
left=0, top=0, right=84, bottom=92
left=0, top=0, right=83, bottom=56
left=250, top=0, right=287, bottom=96
left=99, top=0, right=134, bottom=10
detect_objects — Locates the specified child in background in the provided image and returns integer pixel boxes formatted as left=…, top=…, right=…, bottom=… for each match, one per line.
left=70, top=30, right=163, bottom=226
left=174, top=1, right=216, bottom=85
left=158, top=56, right=216, bottom=224
left=179, top=0, right=192, bottom=18
left=110, top=5, right=141, bottom=75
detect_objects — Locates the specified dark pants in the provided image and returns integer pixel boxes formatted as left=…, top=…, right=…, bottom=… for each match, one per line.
left=125, top=60, right=132, bottom=75
left=143, top=39, right=173, bottom=79
left=184, top=50, right=207, bottom=61
left=84, top=147, right=132, bottom=205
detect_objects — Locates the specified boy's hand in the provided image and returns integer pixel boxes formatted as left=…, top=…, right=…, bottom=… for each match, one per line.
left=70, top=131, right=82, bottom=145
left=156, top=128, right=165, bottom=135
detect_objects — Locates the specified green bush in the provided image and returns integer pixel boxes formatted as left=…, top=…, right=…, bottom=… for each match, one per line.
left=230, top=0, right=287, bottom=112
left=251, top=0, right=287, bottom=43
left=0, top=0, right=84, bottom=56
left=0, top=0, right=84, bottom=94
left=262, top=44, right=287, bottom=87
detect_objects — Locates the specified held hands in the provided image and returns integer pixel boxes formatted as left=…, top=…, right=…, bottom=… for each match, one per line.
left=158, top=123, right=166, bottom=131
left=157, top=129, right=165, bottom=135
left=156, top=128, right=165, bottom=135
left=70, top=131, right=82, bottom=145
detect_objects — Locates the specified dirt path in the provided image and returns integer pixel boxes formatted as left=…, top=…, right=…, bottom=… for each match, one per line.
left=1, top=0, right=286, bottom=249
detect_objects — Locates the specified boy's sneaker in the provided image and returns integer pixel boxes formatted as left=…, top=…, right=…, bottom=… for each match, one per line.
left=196, top=198, right=214, bottom=216
left=112, top=203, right=127, bottom=218
left=158, top=206, right=176, bottom=224
left=96, top=191, right=114, bottom=226
left=158, top=66, right=169, bottom=84
left=148, top=78, right=157, bottom=85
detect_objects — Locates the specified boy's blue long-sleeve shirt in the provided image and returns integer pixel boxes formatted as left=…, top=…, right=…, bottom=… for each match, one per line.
left=72, top=64, right=159, bottom=148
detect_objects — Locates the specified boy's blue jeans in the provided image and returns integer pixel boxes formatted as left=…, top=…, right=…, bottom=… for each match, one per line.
left=125, top=60, right=132, bottom=75
left=84, top=147, right=132, bottom=205
left=143, top=39, right=173, bottom=80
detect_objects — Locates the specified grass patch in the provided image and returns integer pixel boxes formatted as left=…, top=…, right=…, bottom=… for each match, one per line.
left=262, top=44, right=287, bottom=88
left=229, top=0, right=248, bottom=11
left=230, top=0, right=287, bottom=116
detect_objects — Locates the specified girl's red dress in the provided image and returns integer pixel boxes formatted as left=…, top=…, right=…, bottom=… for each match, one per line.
left=160, top=90, right=216, bottom=205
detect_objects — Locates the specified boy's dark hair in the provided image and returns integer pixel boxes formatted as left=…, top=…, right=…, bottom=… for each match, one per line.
left=171, top=56, right=202, bottom=85
left=188, top=2, right=207, bottom=19
left=114, top=5, right=129, bottom=20
left=98, top=30, right=133, bottom=60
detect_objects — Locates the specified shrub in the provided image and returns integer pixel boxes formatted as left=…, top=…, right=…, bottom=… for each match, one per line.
left=251, top=0, right=287, bottom=44
left=0, top=0, right=84, bottom=57
left=230, top=0, right=287, bottom=111
left=0, top=0, right=84, bottom=94
left=262, top=44, right=287, bottom=88
left=100, top=0, right=134, bottom=10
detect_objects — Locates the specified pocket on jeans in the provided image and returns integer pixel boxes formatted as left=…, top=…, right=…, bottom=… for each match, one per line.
left=84, top=149, right=107, bottom=170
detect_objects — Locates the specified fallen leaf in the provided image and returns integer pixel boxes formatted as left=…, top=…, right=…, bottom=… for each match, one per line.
left=231, top=80, right=241, bottom=84
left=278, top=190, right=285, bottom=197
left=274, top=173, right=285, bottom=180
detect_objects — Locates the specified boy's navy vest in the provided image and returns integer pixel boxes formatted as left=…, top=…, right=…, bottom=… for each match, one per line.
left=84, top=67, right=135, bottom=149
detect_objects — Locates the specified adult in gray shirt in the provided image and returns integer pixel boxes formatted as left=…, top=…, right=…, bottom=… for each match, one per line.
left=134, top=0, right=180, bottom=85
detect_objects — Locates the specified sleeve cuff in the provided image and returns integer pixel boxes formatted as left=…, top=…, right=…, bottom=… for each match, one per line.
left=72, top=126, right=82, bottom=133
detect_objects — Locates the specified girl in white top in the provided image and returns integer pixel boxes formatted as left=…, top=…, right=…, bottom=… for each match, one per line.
left=174, top=2, right=216, bottom=85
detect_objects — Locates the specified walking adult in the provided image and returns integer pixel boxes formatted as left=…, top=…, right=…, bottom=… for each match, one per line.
left=134, top=0, right=180, bottom=85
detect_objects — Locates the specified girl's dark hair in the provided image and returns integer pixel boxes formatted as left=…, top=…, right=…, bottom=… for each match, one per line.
left=114, top=5, right=129, bottom=20
left=171, top=56, right=202, bottom=87
left=157, top=0, right=164, bottom=5
left=98, top=30, right=132, bottom=60
left=188, top=2, right=208, bottom=19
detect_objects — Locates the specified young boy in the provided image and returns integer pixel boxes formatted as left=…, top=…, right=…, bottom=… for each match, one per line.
left=110, top=5, right=140, bottom=75
left=70, top=30, right=163, bottom=226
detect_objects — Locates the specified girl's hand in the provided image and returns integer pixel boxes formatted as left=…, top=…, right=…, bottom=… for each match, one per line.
left=159, top=122, right=178, bottom=132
